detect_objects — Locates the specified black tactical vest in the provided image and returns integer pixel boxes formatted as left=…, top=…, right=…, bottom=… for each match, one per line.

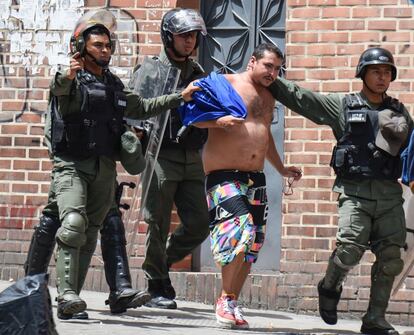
left=51, top=70, right=126, bottom=158
left=330, top=94, right=403, bottom=180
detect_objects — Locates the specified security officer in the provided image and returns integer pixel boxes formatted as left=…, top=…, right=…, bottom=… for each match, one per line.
left=142, top=8, right=210, bottom=309
left=268, top=47, right=413, bottom=335
left=48, top=12, right=196, bottom=318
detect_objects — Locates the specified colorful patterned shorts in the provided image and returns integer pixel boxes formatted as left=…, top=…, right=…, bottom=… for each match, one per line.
left=205, top=170, right=268, bottom=266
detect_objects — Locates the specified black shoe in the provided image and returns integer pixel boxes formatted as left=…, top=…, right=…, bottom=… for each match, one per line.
left=360, top=324, right=399, bottom=335
left=57, top=294, right=87, bottom=320
left=57, top=311, right=89, bottom=320
left=105, top=288, right=151, bottom=314
left=162, top=278, right=176, bottom=300
left=317, top=279, right=342, bottom=325
left=145, top=296, right=177, bottom=309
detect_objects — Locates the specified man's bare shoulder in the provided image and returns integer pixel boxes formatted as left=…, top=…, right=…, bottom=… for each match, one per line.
left=224, top=73, right=245, bottom=85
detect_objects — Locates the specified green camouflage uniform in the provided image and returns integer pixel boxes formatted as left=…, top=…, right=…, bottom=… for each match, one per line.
left=269, top=77, right=413, bottom=332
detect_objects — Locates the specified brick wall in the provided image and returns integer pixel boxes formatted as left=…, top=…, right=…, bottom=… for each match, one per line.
left=280, top=0, right=414, bottom=325
left=0, top=0, right=413, bottom=325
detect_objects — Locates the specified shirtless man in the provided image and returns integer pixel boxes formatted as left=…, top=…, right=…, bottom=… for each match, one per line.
left=193, top=43, right=302, bottom=329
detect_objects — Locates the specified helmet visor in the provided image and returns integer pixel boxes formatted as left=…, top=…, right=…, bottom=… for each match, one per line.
left=165, top=10, right=207, bottom=36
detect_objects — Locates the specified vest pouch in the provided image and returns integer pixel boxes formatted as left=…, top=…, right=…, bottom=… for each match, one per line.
left=88, top=88, right=109, bottom=112
left=65, top=123, right=85, bottom=149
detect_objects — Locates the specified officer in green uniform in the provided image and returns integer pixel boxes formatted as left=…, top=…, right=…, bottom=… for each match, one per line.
left=142, top=8, right=210, bottom=309
left=268, top=47, right=413, bottom=335
left=49, top=15, right=196, bottom=318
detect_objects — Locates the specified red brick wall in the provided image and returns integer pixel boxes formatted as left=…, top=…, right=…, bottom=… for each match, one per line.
left=280, top=0, right=414, bottom=323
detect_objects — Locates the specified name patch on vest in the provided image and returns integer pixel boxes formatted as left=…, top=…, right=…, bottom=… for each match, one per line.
left=348, top=111, right=367, bottom=123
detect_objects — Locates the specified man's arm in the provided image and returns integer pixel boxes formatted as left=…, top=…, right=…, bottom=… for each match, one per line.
left=124, top=81, right=200, bottom=120
left=193, top=115, right=244, bottom=129
left=268, top=77, right=344, bottom=139
left=266, top=130, right=302, bottom=179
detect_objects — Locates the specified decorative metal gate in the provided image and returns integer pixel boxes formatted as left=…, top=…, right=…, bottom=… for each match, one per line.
left=200, top=0, right=286, bottom=74
left=198, top=0, right=286, bottom=272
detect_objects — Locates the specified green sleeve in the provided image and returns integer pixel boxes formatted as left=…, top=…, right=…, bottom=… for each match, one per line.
left=49, top=71, right=75, bottom=96
left=124, top=91, right=184, bottom=120
left=268, top=77, right=345, bottom=138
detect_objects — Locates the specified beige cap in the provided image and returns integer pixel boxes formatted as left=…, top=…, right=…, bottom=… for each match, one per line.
left=375, top=109, right=408, bottom=156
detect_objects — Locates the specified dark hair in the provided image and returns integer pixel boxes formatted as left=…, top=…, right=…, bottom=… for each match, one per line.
left=252, top=43, right=284, bottom=61
left=84, top=25, right=111, bottom=42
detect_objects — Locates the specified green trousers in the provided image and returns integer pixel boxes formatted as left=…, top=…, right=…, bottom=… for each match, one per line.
left=142, top=150, right=209, bottom=280
left=54, top=156, right=117, bottom=296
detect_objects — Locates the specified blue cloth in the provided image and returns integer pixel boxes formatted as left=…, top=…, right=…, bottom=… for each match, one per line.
left=401, top=130, right=414, bottom=186
left=178, top=72, right=247, bottom=126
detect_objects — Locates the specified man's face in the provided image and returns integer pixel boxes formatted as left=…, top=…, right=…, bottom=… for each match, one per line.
left=172, top=31, right=198, bottom=57
left=248, top=50, right=282, bottom=87
left=85, top=33, right=112, bottom=67
left=363, top=64, right=392, bottom=94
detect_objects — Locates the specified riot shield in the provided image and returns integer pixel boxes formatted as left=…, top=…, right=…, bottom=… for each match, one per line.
left=392, top=183, right=414, bottom=296
left=123, top=57, right=180, bottom=258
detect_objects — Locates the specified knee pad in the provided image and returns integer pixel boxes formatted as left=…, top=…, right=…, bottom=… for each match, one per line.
left=374, top=245, right=404, bottom=277
left=35, top=215, right=61, bottom=245
left=56, top=212, right=87, bottom=248
left=334, top=244, right=365, bottom=270
left=101, top=209, right=126, bottom=246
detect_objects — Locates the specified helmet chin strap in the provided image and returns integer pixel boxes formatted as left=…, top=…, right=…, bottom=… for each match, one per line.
left=169, top=45, right=193, bottom=60
left=84, top=51, right=110, bottom=68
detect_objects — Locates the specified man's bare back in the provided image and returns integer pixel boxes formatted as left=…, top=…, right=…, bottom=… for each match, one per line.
left=202, top=71, right=276, bottom=174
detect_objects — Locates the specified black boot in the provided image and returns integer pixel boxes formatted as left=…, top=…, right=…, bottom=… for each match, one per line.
left=162, top=277, right=176, bottom=300
left=24, top=215, right=60, bottom=275
left=101, top=210, right=151, bottom=314
left=146, top=279, right=177, bottom=309
left=318, top=279, right=342, bottom=325
left=318, top=252, right=349, bottom=325
left=361, top=254, right=401, bottom=335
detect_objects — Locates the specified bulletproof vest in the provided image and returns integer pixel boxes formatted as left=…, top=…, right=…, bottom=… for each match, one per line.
left=330, top=93, right=402, bottom=180
left=162, top=59, right=208, bottom=150
left=51, top=70, right=126, bottom=158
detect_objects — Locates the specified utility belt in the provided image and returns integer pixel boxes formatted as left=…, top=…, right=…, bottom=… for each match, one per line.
left=330, top=143, right=401, bottom=180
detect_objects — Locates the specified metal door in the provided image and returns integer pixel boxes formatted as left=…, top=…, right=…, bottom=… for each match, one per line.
left=198, top=0, right=286, bottom=272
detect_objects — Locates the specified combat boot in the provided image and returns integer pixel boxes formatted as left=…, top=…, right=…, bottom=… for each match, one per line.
left=145, top=279, right=177, bottom=309
left=361, top=257, right=400, bottom=335
left=24, top=215, right=60, bottom=275
left=101, top=212, right=150, bottom=314
left=55, top=244, right=87, bottom=319
left=162, top=277, right=176, bottom=300
left=361, top=305, right=399, bottom=335
left=318, top=253, right=349, bottom=325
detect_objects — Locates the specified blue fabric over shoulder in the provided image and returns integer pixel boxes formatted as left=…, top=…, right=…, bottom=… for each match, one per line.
left=178, top=71, right=247, bottom=126
left=401, top=129, right=414, bottom=186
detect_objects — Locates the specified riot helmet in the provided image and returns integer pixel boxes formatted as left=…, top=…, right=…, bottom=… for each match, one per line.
left=161, top=8, right=207, bottom=50
left=355, top=47, right=397, bottom=82
left=70, top=9, right=117, bottom=56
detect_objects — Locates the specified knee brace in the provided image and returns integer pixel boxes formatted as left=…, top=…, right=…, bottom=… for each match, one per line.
left=374, top=245, right=404, bottom=277
left=56, top=212, right=87, bottom=248
left=101, top=209, right=126, bottom=246
left=334, top=244, right=365, bottom=270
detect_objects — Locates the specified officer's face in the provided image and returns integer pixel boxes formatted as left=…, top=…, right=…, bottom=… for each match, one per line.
left=172, top=31, right=198, bottom=57
left=363, top=64, right=392, bottom=94
left=85, top=34, right=112, bottom=67
left=248, top=50, right=282, bottom=87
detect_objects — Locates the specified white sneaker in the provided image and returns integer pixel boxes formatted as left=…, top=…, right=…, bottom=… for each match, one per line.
left=230, top=300, right=249, bottom=330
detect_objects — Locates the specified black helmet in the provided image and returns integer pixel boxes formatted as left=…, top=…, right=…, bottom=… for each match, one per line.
left=70, top=10, right=117, bottom=56
left=355, top=47, right=397, bottom=81
left=161, top=8, right=207, bottom=49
